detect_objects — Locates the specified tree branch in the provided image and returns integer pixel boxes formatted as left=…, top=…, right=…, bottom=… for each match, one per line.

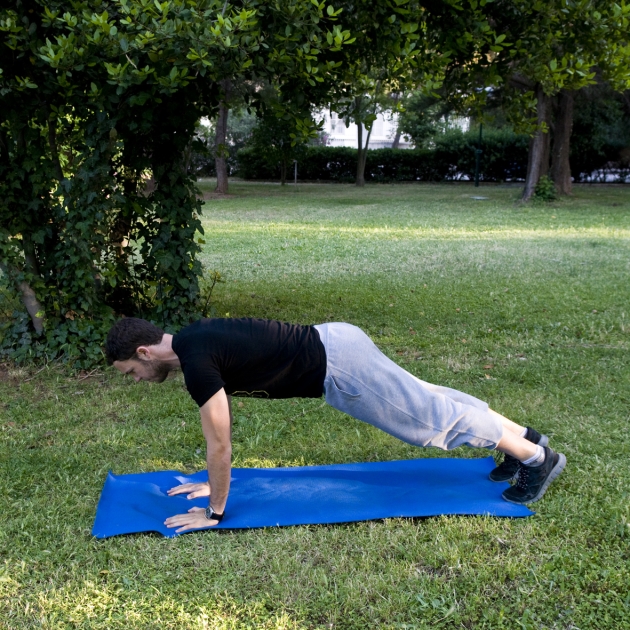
left=0, top=129, right=9, bottom=165
left=47, top=116, right=64, bottom=182
left=22, top=233, right=41, bottom=278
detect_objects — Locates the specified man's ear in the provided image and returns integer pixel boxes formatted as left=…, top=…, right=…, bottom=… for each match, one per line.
left=136, top=346, right=152, bottom=361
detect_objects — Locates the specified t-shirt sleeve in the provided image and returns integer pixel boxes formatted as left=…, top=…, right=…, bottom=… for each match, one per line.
left=181, top=353, right=226, bottom=408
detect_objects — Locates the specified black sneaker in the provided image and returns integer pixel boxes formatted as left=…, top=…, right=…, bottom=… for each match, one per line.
left=488, top=427, right=549, bottom=482
left=502, top=447, right=566, bottom=504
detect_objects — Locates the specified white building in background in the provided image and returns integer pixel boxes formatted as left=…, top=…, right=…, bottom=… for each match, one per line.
left=317, top=111, right=413, bottom=149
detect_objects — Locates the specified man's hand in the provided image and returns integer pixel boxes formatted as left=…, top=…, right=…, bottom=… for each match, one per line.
left=164, top=507, right=220, bottom=533
left=166, top=481, right=211, bottom=500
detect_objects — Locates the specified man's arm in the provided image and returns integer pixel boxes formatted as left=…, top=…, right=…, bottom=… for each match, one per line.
left=164, top=388, right=233, bottom=532
left=201, top=389, right=232, bottom=513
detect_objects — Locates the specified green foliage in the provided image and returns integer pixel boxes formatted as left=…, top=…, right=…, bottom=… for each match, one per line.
left=237, top=145, right=428, bottom=182
left=322, top=0, right=507, bottom=184
left=533, top=175, right=558, bottom=202
left=571, top=85, right=630, bottom=182
left=192, top=109, right=259, bottom=177
left=239, top=128, right=531, bottom=182
left=432, top=128, right=531, bottom=182
left=397, top=92, right=456, bottom=147
left=246, top=111, right=311, bottom=184
left=241, top=120, right=630, bottom=186
left=437, top=1, right=630, bottom=135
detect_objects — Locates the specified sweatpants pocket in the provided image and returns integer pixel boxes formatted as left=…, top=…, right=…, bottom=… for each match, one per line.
left=329, top=375, right=361, bottom=398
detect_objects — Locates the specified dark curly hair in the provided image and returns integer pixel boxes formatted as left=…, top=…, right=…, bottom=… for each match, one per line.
left=105, top=318, right=165, bottom=365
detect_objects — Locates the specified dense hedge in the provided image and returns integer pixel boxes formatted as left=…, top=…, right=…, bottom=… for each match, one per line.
left=571, top=141, right=630, bottom=182
left=237, top=129, right=531, bottom=182
left=433, top=129, right=530, bottom=181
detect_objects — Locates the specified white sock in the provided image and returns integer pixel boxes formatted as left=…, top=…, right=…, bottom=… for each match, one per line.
left=522, top=444, right=545, bottom=467
left=518, top=427, right=527, bottom=438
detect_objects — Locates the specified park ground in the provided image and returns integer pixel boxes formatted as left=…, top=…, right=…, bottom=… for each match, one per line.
left=1, top=182, right=629, bottom=629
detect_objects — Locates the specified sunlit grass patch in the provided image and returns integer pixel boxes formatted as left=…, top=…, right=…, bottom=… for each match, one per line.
left=1, top=182, right=629, bottom=628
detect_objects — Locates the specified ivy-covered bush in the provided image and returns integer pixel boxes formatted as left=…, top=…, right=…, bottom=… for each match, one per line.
left=0, top=0, right=354, bottom=367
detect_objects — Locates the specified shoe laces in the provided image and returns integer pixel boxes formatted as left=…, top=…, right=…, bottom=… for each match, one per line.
left=516, top=465, right=529, bottom=490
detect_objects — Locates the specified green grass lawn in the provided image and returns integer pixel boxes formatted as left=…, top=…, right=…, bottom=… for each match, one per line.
left=1, top=182, right=629, bottom=629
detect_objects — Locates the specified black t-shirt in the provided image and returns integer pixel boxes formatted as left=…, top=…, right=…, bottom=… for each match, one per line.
left=172, top=318, right=327, bottom=407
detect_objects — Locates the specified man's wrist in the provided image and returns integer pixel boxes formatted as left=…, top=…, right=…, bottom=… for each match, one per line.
left=205, top=505, right=224, bottom=522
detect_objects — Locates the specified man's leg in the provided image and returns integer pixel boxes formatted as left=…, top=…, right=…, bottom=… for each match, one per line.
left=490, top=409, right=526, bottom=437
left=409, top=384, right=550, bottom=471
left=314, top=322, right=565, bottom=504
left=487, top=409, right=549, bottom=482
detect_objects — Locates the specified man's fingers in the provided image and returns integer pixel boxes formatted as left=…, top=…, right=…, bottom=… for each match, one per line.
left=165, top=512, right=198, bottom=525
left=164, top=516, right=187, bottom=527
left=165, top=509, right=219, bottom=532
left=174, top=519, right=218, bottom=533
left=166, top=482, right=210, bottom=497
left=166, top=484, right=192, bottom=496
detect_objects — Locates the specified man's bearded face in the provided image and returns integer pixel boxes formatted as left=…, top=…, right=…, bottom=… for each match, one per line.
left=113, top=357, right=172, bottom=383
left=142, top=358, right=171, bottom=383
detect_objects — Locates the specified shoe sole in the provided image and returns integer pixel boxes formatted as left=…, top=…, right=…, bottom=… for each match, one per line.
left=502, top=453, right=566, bottom=505
left=489, top=472, right=517, bottom=483
left=539, top=434, right=549, bottom=447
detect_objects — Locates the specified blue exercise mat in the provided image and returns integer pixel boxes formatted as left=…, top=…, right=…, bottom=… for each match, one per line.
left=92, top=456, right=532, bottom=538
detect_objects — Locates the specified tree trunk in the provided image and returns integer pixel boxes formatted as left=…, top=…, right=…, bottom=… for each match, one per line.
left=0, top=262, right=45, bottom=334
left=522, top=85, right=551, bottom=201
left=17, top=279, right=45, bottom=334
left=550, top=90, right=574, bottom=195
left=356, top=121, right=365, bottom=186
left=214, top=80, right=231, bottom=194
left=280, top=159, right=287, bottom=186
left=356, top=122, right=374, bottom=186
left=391, top=129, right=402, bottom=149
left=181, top=137, right=194, bottom=176
left=540, top=123, right=551, bottom=179
left=22, top=233, right=40, bottom=278
left=0, top=128, right=8, bottom=161
left=390, top=90, right=402, bottom=149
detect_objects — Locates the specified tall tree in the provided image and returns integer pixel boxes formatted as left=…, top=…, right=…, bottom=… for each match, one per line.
left=326, top=0, right=517, bottom=185
left=334, top=82, right=393, bottom=186
left=477, top=0, right=630, bottom=199
left=550, top=90, right=574, bottom=194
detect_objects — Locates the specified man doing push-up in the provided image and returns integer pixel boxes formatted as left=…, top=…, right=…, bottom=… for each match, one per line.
left=106, top=317, right=566, bottom=532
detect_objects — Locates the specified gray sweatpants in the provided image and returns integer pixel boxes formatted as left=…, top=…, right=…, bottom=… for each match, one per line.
left=314, top=322, right=503, bottom=450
